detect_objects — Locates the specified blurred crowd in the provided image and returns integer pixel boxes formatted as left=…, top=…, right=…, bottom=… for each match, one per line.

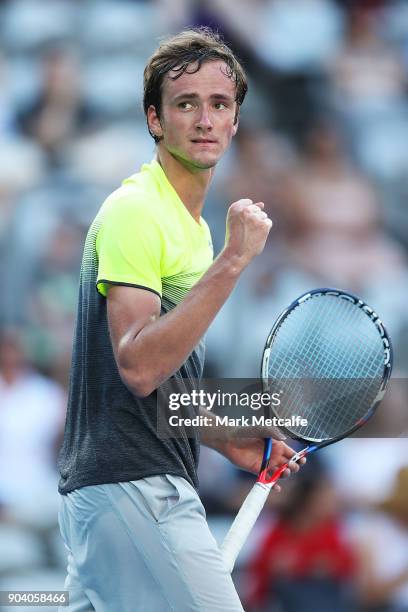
left=1, top=0, right=408, bottom=610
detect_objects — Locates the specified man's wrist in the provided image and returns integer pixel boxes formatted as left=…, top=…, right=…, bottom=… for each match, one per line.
left=199, top=408, right=235, bottom=451
left=217, top=248, right=249, bottom=277
left=200, top=422, right=238, bottom=455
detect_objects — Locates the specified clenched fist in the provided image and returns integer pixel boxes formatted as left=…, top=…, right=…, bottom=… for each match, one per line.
left=223, top=198, right=273, bottom=268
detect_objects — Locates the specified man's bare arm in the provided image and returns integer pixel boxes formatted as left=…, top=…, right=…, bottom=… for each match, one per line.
left=107, top=199, right=272, bottom=397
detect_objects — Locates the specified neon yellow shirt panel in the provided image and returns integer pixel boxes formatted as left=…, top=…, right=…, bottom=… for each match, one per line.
left=95, top=160, right=214, bottom=304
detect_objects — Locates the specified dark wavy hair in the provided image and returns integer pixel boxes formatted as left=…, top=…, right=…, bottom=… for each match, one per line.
left=143, top=27, right=248, bottom=142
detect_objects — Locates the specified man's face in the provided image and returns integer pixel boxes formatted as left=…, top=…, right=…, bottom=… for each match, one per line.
left=149, top=60, right=239, bottom=170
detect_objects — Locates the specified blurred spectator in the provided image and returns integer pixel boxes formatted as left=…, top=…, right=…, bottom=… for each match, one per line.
left=17, top=45, right=93, bottom=167
left=282, top=119, right=407, bottom=292
left=328, top=4, right=408, bottom=180
left=355, top=467, right=408, bottom=612
left=0, top=137, right=46, bottom=272
left=0, top=178, right=100, bottom=329
left=279, top=118, right=408, bottom=348
left=330, top=7, right=406, bottom=115
left=245, top=459, right=357, bottom=612
left=0, top=328, right=65, bottom=528
left=24, top=222, right=84, bottom=385
left=219, top=123, right=296, bottom=226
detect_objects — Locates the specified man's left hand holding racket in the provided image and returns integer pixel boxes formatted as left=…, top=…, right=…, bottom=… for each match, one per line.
left=202, top=421, right=306, bottom=494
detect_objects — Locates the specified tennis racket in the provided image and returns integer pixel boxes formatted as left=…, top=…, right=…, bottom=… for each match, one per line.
left=221, top=287, right=392, bottom=573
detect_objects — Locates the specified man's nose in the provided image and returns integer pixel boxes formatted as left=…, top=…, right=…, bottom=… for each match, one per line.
left=196, top=106, right=213, bottom=129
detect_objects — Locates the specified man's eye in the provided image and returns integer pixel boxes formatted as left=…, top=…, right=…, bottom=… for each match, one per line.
left=178, top=101, right=193, bottom=110
left=214, top=103, right=227, bottom=110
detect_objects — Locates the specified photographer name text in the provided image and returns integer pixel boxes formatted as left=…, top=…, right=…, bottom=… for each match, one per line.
left=168, top=415, right=308, bottom=428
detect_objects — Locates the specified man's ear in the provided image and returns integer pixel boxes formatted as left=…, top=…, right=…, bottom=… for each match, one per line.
left=147, top=105, right=163, bottom=139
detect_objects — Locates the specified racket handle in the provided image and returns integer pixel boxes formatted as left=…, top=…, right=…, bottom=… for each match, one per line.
left=220, top=481, right=273, bottom=573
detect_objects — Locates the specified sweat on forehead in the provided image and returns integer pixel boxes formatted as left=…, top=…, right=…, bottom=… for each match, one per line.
left=162, top=60, right=237, bottom=97
left=167, top=59, right=235, bottom=82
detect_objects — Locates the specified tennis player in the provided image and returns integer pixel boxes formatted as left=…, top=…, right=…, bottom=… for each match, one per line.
left=58, top=27, right=303, bottom=611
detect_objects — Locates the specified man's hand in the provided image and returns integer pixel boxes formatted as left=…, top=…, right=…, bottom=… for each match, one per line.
left=212, top=437, right=306, bottom=493
left=223, top=199, right=272, bottom=269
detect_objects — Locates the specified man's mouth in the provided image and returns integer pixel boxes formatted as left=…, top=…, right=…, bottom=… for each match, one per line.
left=191, top=139, right=217, bottom=144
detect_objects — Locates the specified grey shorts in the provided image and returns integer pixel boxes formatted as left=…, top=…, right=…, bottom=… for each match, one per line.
left=58, top=474, right=244, bottom=612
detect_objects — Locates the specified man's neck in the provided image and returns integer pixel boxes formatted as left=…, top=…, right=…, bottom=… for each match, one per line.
left=156, top=147, right=214, bottom=222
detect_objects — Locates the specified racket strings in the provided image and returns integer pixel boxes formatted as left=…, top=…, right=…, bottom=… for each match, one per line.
left=265, top=294, right=385, bottom=441
left=269, top=296, right=384, bottom=379
left=269, top=356, right=383, bottom=438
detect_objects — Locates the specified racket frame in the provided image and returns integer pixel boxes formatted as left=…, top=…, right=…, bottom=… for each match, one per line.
left=258, top=287, right=393, bottom=482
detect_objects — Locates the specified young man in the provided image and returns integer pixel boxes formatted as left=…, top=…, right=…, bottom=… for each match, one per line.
left=58, top=28, right=303, bottom=611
